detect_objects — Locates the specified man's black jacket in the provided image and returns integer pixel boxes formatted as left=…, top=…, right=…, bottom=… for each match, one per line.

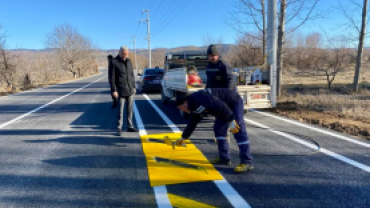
left=110, top=55, right=136, bottom=97
left=206, top=60, right=234, bottom=90
left=182, top=88, right=241, bottom=139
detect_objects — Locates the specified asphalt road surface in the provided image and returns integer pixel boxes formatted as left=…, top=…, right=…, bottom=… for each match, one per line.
left=0, top=69, right=369, bottom=208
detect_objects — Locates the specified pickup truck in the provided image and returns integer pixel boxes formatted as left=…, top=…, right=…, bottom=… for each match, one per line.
left=161, top=50, right=276, bottom=117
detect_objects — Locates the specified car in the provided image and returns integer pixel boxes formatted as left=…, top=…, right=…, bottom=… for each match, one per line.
left=137, top=67, right=164, bottom=93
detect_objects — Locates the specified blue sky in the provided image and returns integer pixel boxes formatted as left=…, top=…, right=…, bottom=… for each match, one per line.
left=0, top=0, right=356, bottom=50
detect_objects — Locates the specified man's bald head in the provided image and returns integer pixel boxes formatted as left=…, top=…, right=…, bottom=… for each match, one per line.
left=119, top=46, right=129, bottom=60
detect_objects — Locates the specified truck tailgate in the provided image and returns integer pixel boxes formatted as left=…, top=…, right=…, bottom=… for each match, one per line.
left=237, top=85, right=272, bottom=109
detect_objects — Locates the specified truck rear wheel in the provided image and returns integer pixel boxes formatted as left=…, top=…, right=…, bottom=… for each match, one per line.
left=161, top=88, right=170, bottom=104
left=176, top=91, right=189, bottom=118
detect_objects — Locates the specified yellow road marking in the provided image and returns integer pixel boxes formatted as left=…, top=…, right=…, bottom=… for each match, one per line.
left=168, top=194, right=218, bottom=208
left=140, top=132, right=223, bottom=187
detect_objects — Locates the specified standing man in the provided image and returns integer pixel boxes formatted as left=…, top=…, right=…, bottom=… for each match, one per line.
left=206, top=44, right=236, bottom=143
left=107, top=54, right=117, bottom=108
left=206, top=44, right=235, bottom=90
left=110, top=46, right=138, bottom=135
left=175, top=88, right=253, bottom=173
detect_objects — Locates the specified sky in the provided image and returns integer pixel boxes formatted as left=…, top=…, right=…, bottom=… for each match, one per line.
left=0, top=0, right=356, bottom=50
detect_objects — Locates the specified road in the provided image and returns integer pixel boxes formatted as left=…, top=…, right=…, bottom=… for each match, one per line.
left=0, top=69, right=369, bottom=208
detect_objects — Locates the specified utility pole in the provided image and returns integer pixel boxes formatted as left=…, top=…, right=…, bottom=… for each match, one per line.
left=140, top=9, right=151, bottom=68
left=251, top=47, right=260, bottom=65
left=267, top=0, right=277, bottom=108
left=353, top=0, right=368, bottom=92
left=131, top=35, right=138, bottom=74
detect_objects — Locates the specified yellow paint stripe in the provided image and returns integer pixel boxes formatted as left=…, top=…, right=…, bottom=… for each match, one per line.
left=140, top=133, right=223, bottom=187
left=168, top=194, right=218, bottom=208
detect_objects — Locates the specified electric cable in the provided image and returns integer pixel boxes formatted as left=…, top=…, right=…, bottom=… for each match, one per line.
left=151, top=0, right=165, bottom=19
left=151, top=0, right=179, bottom=33
left=151, top=0, right=191, bottom=36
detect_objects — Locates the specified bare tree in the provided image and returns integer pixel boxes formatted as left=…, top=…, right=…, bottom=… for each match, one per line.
left=225, top=0, right=267, bottom=58
left=227, top=34, right=264, bottom=68
left=295, top=34, right=351, bottom=90
left=227, top=0, right=322, bottom=96
left=0, top=25, right=17, bottom=91
left=276, top=0, right=322, bottom=96
left=338, top=0, right=369, bottom=92
left=202, top=34, right=228, bottom=55
left=45, top=23, right=96, bottom=78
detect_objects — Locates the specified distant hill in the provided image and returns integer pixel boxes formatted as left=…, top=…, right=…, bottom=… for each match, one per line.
left=103, top=44, right=235, bottom=56
left=8, top=44, right=235, bottom=57
left=9, top=48, right=55, bottom=52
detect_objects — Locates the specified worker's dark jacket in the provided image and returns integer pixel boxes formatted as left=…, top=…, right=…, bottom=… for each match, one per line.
left=206, top=60, right=234, bottom=89
left=107, top=55, right=114, bottom=91
left=110, top=56, right=136, bottom=97
left=182, top=88, right=240, bottom=139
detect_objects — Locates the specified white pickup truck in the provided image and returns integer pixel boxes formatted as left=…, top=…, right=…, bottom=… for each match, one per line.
left=161, top=50, right=276, bottom=117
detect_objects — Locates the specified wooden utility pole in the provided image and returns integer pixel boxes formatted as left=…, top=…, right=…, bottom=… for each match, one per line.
left=353, top=0, right=368, bottom=92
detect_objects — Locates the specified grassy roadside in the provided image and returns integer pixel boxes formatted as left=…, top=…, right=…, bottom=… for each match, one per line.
left=269, top=84, right=370, bottom=140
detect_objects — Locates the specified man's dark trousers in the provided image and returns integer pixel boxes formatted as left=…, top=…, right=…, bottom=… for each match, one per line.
left=117, top=95, right=134, bottom=130
left=214, top=97, right=252, bottom=164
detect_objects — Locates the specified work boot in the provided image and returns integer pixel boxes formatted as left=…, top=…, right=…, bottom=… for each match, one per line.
left=234, top=163, right=254, bottom=173
left=210, top=157, right=231, bottom=165
left=127, top=127, right=138, bottom=132
left=116, top=128, right=122, bottom=136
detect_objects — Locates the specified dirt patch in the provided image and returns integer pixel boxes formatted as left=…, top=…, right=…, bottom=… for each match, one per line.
left=268, top=101, right=370, bottom=140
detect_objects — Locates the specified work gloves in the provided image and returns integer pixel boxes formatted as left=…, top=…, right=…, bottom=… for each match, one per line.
left=175, top=138, right=187, bottom=147
left=229, top=120, right=240, bottom=134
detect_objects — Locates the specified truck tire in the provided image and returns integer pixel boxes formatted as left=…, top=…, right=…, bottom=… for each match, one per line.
left=161, top=88, right=170, bottom=104
left=244, top=109, right=248, bottom=114
left=176, top=91, right=189, bottom=118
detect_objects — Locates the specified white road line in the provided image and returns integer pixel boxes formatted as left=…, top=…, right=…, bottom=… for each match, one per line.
left=132, top=102, right=172, bottom=208
left=252, top=110, right=370, bottom=148
left=142, top=93, right=252, bottom=208
left=245, top=118, right=370, bottom=173
left=0, top=71, right=104, bottom=100
left=143, top=94, right=181, bottom=133
left=0, top=76, right=107, bottom=129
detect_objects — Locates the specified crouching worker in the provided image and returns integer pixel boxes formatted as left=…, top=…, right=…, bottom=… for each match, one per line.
left=175, top=88, right=254, bottom=173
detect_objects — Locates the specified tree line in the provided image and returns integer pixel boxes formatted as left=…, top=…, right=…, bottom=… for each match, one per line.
left=225, top=0, right=369, bottom=93
left=0, top=23, right=98, bottom=93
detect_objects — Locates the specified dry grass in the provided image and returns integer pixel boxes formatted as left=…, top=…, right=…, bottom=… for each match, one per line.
left=273, top=68, right=370, bottom=139
left=279, top=89, right=370, bottom=121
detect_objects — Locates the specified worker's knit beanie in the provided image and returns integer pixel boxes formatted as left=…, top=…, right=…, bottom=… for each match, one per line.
left=207, top=44, right=219, bottom=56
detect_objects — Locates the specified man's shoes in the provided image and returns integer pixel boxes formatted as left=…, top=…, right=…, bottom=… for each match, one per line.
left=127, top=127, right=138, bottom=132
left=116, top=128, right=122, bottom=136
left=234, top=163, right=254, bottom=173
left=210, top=157, right=231, bottom=165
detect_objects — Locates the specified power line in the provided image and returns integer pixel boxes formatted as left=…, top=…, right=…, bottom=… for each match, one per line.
left=151, top=0, right=179, bottom=32
left=151, top=0, right=165, bottom=19
left=152, top=0, right=192, bottom=37
left=148, top=0, right=156, bottom=10
left=152, top=0, right=186, bottom=33
left=152, top=0, right=191, bottom=35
